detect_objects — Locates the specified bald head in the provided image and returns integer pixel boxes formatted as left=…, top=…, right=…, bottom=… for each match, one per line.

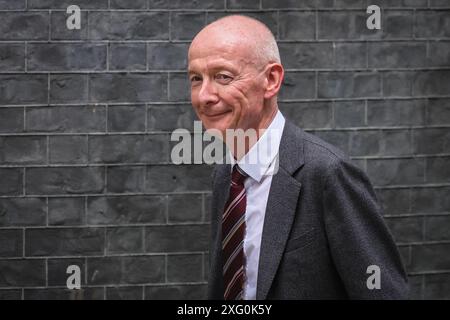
left=189, top=15, right=281, bottom=68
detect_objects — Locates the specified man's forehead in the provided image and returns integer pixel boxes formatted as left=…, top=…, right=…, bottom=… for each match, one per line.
left=188, top=55, right=243, bottom=73
left=188, top=38, right=256, bottom=70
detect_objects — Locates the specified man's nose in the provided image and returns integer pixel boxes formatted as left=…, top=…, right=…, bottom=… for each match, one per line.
left=198, top=79, right=219, bottom=106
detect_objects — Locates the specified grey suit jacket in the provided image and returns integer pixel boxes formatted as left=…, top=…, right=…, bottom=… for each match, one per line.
left=208, top=120, right=409, bottom=299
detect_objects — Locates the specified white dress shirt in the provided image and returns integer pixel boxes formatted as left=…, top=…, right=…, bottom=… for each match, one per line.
left=227, top=110, right=285, bottom=300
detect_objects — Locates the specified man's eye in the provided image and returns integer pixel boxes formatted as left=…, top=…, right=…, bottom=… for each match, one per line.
left=190, top=76, right=202, bottom=83
left=215, top=74, right=233, bottom=83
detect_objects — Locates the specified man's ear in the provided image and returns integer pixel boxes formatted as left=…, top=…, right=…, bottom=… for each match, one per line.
left=263, top=63, right=284, bottom=99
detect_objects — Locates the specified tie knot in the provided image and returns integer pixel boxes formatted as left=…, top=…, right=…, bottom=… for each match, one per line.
left=231, top=165, right=247, bottom=185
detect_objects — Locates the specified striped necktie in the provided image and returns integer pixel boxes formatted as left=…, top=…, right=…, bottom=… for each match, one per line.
left=222, top=165, right=248, bottom=300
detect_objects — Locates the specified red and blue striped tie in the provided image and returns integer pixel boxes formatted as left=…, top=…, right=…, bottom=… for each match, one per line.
left=222, top=165, right=247, bottom=300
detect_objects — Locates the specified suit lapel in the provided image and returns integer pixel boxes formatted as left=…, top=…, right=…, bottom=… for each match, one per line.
left=256, top=120, right=305, bottom=300
left=209, top=163, right=231, bottom=298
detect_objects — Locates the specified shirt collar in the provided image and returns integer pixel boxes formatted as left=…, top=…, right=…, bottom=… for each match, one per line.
left=228, top=110, right=285, bottom=183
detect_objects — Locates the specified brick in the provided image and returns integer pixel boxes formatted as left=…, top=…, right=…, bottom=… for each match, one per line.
left=380, top=129, right=412, bottom=156
left=0, top=198, right=46, bottom=226
left=426, top=156, right=450, bottom=184
left=168, top=73, right=190, bottom=102
left=279, top=102, right=332, bottom=129
left=27, top=43, right=106, bottom=72
left=410, top=243, right=450, bottom=272
left=0, top=259, right=45, bottom=287
left=0, top=108, right=24, bottom=133
left=334, top=42, right=367, bottom=69
left=413, top=128, right=450, bottom=154
left=24, top=288, right=104, bottom=300
left=382, top=71, right=414, bottom=97
left=87, top=256, right=164, bottom=285
left=168, top=194, right=203, bottom=223
left=262, top=0, right=317, bottom=8
left=318, top=11, right=382, bottom=40
left=424, top=273, right=450, bottom=300
left=278, top=12, right=315, bottom=40
left=0, top=0, right=26, bottom=9
left=47, top=258, right=86, bottom=286
left=413, top=71, right=450, bottom=96
left=89, top=12, right=169, bottom=40
left=427, top=98, right=450, bottom=125
left=367, top=99, right=425, bottom=126
left=28, top=0, right=108, bottom=9
left=0, top=229, right=23, bottom=257
left=25, top=228, right=104, bottom=257
left=227, top=0, right=260, bottom=9
left=410, top=187, right=450, bottom=213
left=279, top=72, right=315, bottom=100
left=106, top=166, right=146, bottom=193
left=167, top=254, right=203, bottom=282
left=110, top=0, right=147, bottom=9
left=49, top=135, right=88, bottom=164
left=376, top=188, right=410, bottom=214
left=145, top=225, right=209, bottom=252
left=26, top=167, right=105, bottom=195
left=171, top=12, right=205, bottom=41
left=428, top=41, right=450, bottom=67
left=318, top=72, right=381, bottom=99
left=148, top=105, right=197, bottom=132
left=48, top=197, right=85, bottom=226
left=89, top=134, right=168, bottom=164
left=425, top=216, right=450, bottom=241
left=145, top=284, right=206, bottom=299
left=0, top=289, right=22, bottom=300
left=383, top=10, right=414, bottom=39
left=0, top=12, right=48, bottom=40
left=0, top=168, right=23, bottom=196
left=50, top=11, right=88, bottom=40
left=385, top=216, right=423, bottom=243
left=279, top=43, right=334, bottom=69
left=106, top=286, right=143, bottom=300
left=106, top=227, right=143, bottom=254
left=351, top=159, right=366, bottom=172
left=368, top=42, right=427, bottom=68
left=87, top=195, right=166, bottom=225
left=415, top=10, right=450, bottom=38
left=204, top=252, right=209, bottom=280
left=108, top=105, right=146, bottom=132
left=0, top=136, right=46, bottom=165
left=374, top=0, right=427, bottom=6
left=0, top=74, right=48, bottom=105
left=147, top=43, right=188, bottom=70
left=0, top=44, right=25, bottom=71
left=26, top=106, right=105, bottom=133
left=333, top=0, right=365, bottom=7
left=204, top=193, right=212, bottom=223
left=49, top=74, right=88, bottom=104
left=334, top=100, right=365, bottom=128
left=146, top=165, right=213, bottom=192
left=313, top=130, right=350, bottom=155
left=109, top=43, right=146, bottom=71
left=349, top=130, right=380, bottom=157
left=408, top=274, right=423, bottom=299
left=367, top=158, right=425, bottom=186
left=429, top=0, right=450, bottom=6
left=89, top=73, right=167, bottom=103
left=207, top=12, right=278, bottom=37
left=149, top=0, right=224, bottom=9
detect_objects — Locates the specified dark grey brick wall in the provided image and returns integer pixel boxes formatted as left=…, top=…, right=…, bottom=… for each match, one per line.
left=0, top=0, right=449, bottom=300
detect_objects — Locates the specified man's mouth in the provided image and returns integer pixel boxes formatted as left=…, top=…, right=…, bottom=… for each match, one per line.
left=204, top=110, right=231, bottom=118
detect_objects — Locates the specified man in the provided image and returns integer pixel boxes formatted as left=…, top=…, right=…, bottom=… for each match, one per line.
left=188, top=15, right=409, bottom=299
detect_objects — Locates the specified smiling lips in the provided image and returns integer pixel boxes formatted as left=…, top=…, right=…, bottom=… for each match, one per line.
left=204, top=110, right=232, bottom=118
